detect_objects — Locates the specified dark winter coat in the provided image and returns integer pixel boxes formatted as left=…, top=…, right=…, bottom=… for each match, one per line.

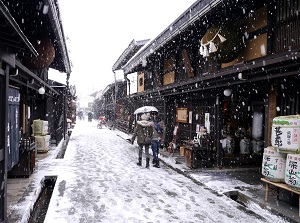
left=131, top=120, right=153, bottom=145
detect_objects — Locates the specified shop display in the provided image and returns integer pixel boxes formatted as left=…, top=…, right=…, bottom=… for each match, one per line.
left=271, top=115, right=300, bottom=153
left=262, top=146, right=286, bottom=182
left=240, top=138, right=251, bottom=154
left=32, top=119, right=50, bottom=153
left=34, top=135, right=50, bottom=153
left=220, top=135, right=235, bottom=154
left=252, top=139, right=263, bottom=155
left=285, top=153, right=300, bottom=191
left=31, top=119, right=48, bottom=135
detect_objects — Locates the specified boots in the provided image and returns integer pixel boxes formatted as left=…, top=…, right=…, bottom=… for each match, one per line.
left=137, top=157, right=142, bottom=166
left=146, top=158, right=150, bottom=168
left=154, top=159, right=160, bottom=168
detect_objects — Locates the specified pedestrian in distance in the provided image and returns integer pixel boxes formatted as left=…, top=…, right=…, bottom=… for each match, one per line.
left=151, top=115, right=164, bottom=168
left=131, top=113, right=153, bottom=168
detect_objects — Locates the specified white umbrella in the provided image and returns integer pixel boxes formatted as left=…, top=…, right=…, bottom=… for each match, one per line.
left=133, top=106, right=158, bottom=115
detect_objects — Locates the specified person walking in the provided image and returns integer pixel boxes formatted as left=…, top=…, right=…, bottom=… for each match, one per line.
left=131, top=113, right=153, bottom=168
left=151, top=116, right=164, bottom=168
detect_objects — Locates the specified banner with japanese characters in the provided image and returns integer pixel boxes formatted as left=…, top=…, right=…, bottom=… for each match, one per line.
left=271, top=115, right=300, bottom=153
left=285, top=154, right=300, bottom=189
left=261, top=147, right=286, bottom=182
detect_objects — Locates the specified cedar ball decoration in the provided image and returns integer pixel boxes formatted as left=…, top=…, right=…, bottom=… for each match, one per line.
left=23, top=38, right=55, bottom=70
left=200, top=25, right=244, bottom=63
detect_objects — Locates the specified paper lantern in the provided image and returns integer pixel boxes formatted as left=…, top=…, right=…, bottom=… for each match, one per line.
left=223, top=89, right=232, bottom=97
left=38, top=87, right=45, bottom=95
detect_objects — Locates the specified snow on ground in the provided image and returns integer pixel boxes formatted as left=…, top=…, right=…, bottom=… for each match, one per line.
left=11, top=120, right=288, bottom=223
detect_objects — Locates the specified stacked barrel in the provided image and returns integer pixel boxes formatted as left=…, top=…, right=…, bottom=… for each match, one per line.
left=31, top=119, right=50, bottom=153
left=262, top=115, right=300, bottom=190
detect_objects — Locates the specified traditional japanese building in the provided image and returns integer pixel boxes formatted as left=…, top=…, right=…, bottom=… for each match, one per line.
left=0, top=0, right=71, bottom=221
left=114, top=0, right=300, bottom=168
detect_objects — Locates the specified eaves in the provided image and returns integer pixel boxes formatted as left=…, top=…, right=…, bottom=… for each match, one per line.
left=12, top=60, right=60, bottom=95
left=45, top=0, right=71, bottom=74
left=112, top=39, right=150, bottom=72
left=0, top=1, right=38, bottom=57
left=131, top=49, right=300, bottom=99
left=123, top=0, right=223, bottom=74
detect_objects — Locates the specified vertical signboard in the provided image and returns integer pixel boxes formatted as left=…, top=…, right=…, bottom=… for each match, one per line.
left=7, top=87, right=20, bottom=171
left=127, top=72, right=137, bottom=95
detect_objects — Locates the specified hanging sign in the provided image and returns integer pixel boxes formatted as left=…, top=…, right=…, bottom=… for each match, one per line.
left=205, top=113, right=210, bottom=133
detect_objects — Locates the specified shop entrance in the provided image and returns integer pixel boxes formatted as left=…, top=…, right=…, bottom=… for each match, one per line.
left=221, top=92, right=264, bottom=165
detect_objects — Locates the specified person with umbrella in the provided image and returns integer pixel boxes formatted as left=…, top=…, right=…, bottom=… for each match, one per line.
left=130, top=113, right=153, bottom=168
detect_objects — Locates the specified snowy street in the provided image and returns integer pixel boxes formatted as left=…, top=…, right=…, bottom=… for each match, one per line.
left=29, top=120, right=289, bottom=222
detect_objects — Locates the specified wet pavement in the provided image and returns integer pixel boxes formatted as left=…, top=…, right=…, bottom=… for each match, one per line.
left=6, top=123, right=300, bottom=223
left=158, top=151, right=300, bottom=223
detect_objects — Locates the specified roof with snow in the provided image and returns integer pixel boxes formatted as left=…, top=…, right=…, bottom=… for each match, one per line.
left=0, top=0, right=71, bottom=74
left=122, top=0, right=220, bottom=74
left=112, top=39, right=149, bottom=72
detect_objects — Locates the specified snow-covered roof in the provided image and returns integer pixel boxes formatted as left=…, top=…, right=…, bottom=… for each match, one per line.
left=122, top=0, right=223, bottom=74
left=112, top=39, right=150, bottom=72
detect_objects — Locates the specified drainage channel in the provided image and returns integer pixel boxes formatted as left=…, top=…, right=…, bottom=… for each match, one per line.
left=28, top=176, right=57, bottom=223
left=56, top=130, right=72, bottom=159
left=224, top=190, right=268, bottom=221
left=224, top=190, right=248, bottom=207
left=224, top=190, right=299, bottom=223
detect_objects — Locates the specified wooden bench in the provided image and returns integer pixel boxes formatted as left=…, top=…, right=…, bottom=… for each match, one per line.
left=261, top=178, right=300, bottom=216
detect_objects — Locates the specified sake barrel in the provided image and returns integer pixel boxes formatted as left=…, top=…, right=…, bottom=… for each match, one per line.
left=35, top=135, right=50, bottom=152
left=262, top=146, right=286, bottom=182
left=240, top=138, right=251, bottom=154
left=271, top=115, right=300, bottom=153
left=285, top=154, right=300, bottom=191
left=31, top=119, right=48, bottom=135
left=252, top=139, right=263, bottom=155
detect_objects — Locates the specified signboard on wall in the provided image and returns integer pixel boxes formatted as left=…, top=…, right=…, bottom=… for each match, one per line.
left=127, top=72, right=137, bottom=95
left=176, top=108, right=188, bottom=123
left=137, top=73, right=144, bottom=93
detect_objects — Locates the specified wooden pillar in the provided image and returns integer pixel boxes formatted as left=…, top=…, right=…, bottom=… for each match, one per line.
left=216, top=95, right=222, bottom=168
left=266, top=87, right=277, bottom=146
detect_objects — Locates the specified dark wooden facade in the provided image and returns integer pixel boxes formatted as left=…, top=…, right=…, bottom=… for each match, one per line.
left=0, top=1, right=71, bottom=221
left=117, top=0, right=300, bottom=168
left=93, top=80, right=128, bottom=130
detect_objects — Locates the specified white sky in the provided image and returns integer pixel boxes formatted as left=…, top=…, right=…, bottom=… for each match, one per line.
left=9, top=120, right=289, bottom=223
left=49, top=0, right=197, bottom=97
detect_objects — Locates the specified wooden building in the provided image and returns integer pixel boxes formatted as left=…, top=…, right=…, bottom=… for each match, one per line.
left=0, top=0, right=71, bottom=221
left=115, top=0, right=300, bottom=168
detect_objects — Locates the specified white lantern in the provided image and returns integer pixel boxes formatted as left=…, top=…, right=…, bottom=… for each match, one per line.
left=38, top=87, right=45, bottom=95
left=223, top=89, right=232, bottom=97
